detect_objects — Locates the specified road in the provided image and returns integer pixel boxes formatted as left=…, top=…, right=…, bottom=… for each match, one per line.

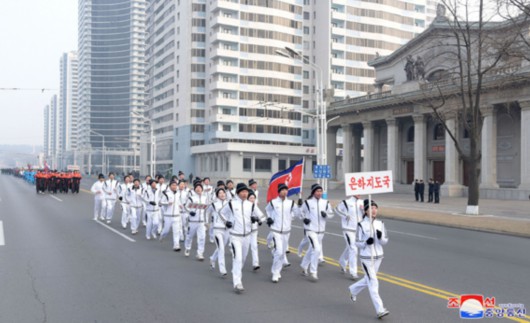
left=0, top=175, right=529, bottom=323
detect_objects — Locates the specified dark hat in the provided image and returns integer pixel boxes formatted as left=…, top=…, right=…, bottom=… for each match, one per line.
left=226, top=179, right=234, bottom=185
left=236, top=183, right=249, bottom=194
left=217, top=180, right=225, bottom=187
left=278, top=183, right=289, bottom=193
left=133, top=178, right=140, bottom=183
left=249, top=179, right=257, bottom=186
left=203, top=177, right=210, bottom=181
left=248, top=189, right=256, bottom=198
left=149, top=179, right=157, bottom=185
left=178, top=179, right=186, bottom=185
left=193, top=180, right=203, bottom=190
left=98, top=174, right=105, bottom=179
left=194, top=177, right=201, bottom=182
left=363, top=199, right=378, bottom=211
left=158, top=175, right=165, bottom=179
left=310, top=183, right=323, bottom=196
left=169, top=180, right=178, bottom=186
left=178, top=170, right=184, bottom=175
left=215, top=187, right=226, bottom=197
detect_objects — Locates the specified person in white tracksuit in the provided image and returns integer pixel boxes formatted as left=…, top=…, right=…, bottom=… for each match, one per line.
left=202, top=177, right=215, bottom=243
left=348, top=199, right=389, bottom=319
left=184, top=180, right=209, bottom=260
left=102, top=172, right=119, bottom=224
left=142, top=179, right=161, bottom=240
left=141, top=175, right=152, bottom=227
left=299, top=183, right=334, bottom=281
left=159, top=180, right=183, bottom=251
left=176, top=180, right=190, bottom=242
left=118, top=175, right=132, bottom=229
left=335, top=194, right=364, bottom=280
left=207, top=187, right=230, bottom=276
left=265, top=183, right=301, bottom=283
left=225, top=180, right=236, bottom=201
left=156, top=176, right=168, bottom=234
left=220, top=183, right=265, bottom=293
left=247, top=188, right=264, bottom=271
left=90, top=174, right=106, bottom=220
left=127, top=179, right=143, bottom=235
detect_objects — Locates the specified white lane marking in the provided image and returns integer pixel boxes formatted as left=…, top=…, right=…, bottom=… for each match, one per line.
left=94, top=220, right=135, bottom=242
left=291, top=224, right=438, bottom=240
left=0, top=221, right=5, bottom=246
left=49, top=195, right=63, bottom=202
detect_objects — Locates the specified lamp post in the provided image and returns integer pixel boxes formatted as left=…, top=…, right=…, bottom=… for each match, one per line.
left=90, top=129, right=106, bottom=175
left=132, top=111, right=155, bottom=176
left=276, top=46, right=334, bottom=196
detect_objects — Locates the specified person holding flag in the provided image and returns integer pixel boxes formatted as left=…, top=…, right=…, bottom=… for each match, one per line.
left=299, top=183, right=334, bottom=281
left=335, top=194, right=364, bottom=280
left=265, top=183, right=301, bottom=283
left=348, top=199, right=389, bottom=319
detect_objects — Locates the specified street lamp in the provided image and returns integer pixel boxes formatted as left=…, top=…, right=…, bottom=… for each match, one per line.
left=90, top=129, right=106, bottom=175
left=132, top=111, right=155, bottom=176
left=276, top=46, right=333, bottom=196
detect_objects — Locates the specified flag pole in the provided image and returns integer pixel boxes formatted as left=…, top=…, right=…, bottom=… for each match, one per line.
left=369, top=193, right=375, bottom=266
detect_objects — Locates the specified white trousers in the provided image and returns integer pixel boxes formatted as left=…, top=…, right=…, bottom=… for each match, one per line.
left=339, top=231, right=358, bottom=275
left=298, top=235, right=324, bottom=261
left=160, top=216, right=182, bottom=248
left=349, top=258, right=385, bottom=314
left=93, top=198, right=104, bottom=220
left=146, top=211, right=160, bottom=239
left=250, top=230, right=259, bottom=267
left=120, top=203, right=130, bottom=228
left=208, top=216, right=215, bottom=242
left=185, top=222, right=206, bottom=255
left=181, top=213, right=188, bottom=241
left=301, top=231, right=324, bottom=274
left=129, top=207, right=141, bottom=232
left=230, top=235, right=251, bottom=287
left=105, top=199, right=116, bottom=220
left=210, top=228, right=230, bottom=275
left=271, top=232, right=290, bottom=275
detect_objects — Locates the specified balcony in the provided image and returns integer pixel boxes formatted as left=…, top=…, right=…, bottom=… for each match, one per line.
left=211, top=1, right=240, bottom=12
left=210, top=64, right=239, bottom=75
left=210, top=80, right=240, bottom=91
left=211, top=15, right=240, bottom=28
left=211, top=47, right=239, bottom=59
left=210, top=32, right=240, bottom=44
left=210, top=97, right=239, bottom=107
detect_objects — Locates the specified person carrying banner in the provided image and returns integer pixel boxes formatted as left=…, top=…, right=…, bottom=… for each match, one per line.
left=348, top=199, right=389, bottom=319
left=265, top=183, right=301, bottom=283
left=335, top=194, right=364, bottom=280
left=299, top=183, right=334, bottom=281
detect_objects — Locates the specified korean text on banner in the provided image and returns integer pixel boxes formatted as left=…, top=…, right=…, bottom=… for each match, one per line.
left=344, top=170, right=394, bottom=196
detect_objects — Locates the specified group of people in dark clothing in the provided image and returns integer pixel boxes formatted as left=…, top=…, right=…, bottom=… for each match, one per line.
left=414, top=178, right=440, bottom=203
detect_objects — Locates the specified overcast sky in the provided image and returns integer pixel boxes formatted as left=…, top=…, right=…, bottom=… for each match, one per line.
left=0, top=1, right=77, bottom=146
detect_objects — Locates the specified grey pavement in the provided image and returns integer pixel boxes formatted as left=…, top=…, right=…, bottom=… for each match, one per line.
left=1, top=174, right=529, bottom=323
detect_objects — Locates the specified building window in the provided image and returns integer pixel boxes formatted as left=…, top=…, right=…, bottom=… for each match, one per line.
left=434, top=124, right=445, bottom=140
left=222, top=125, right=231, bottom=132
left=279, top=159, right=287, bottom=170
left=255, top=158, right=271, bottom=172
left=243, top=158, right=252, bottom=172
left=407, top=126, right=414, bottom=142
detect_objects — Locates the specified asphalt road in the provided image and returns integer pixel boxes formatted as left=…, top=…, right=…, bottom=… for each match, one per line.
left=0, top=175, right=529, bottom=323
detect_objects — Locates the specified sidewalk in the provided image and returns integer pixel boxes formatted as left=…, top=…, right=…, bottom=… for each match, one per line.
left=323, top=189, right=530, bottom=238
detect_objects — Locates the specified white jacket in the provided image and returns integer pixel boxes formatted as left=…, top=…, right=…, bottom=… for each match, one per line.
left=159, top=189, right=181, bottom=216
left=300, top=197, right=334, bottom=233
left=127, top=186, right=143, bottom=208
left=90, top=181, right=105, bottom=200
left=220, top=196, right=263, bottom=237
left=334, top=197, right=364, bottom=231
left=206, top=199, right=229, bottom=230
left=355, top=216, right=388, bottom=260
left=142, top=187, right=161, bottom=212
left=118, top=183, right=132, bottom=203
left=265, top=197, right=300, bottom=234
left=185, top=192, right=209, bottom=222
left=103, top=179, right=119, bottom=200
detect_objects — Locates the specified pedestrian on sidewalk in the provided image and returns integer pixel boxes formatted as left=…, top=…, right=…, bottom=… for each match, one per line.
left=428, top=178, right=434, bottom=203
left=434, top=181, right=441, bottom=203
left=419, top=179, right=425, bottom=202
left=348, top=199, right=389, bottom=319
left=414, top=179, right=419, bottom=201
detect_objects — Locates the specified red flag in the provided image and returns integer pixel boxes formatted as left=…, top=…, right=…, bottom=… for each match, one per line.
left=267, top=158, right=304, bottom=202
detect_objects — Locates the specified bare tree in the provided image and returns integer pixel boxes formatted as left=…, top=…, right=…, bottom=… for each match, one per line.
left=416, top=0, right=529, bottom=214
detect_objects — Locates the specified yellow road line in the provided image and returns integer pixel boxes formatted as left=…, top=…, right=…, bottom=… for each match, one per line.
left=257, top=238, right=529, bottom=323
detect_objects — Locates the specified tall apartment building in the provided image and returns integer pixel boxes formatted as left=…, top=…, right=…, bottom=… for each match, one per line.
left=145, top=0, right=435, bottom=181
left=44, top=95, right=59, bottom=169
left=43, top=104, right=51, bottom=160
left=78, top=0, right=147, bottom=175
left=57, top=51, right=79, bottom=169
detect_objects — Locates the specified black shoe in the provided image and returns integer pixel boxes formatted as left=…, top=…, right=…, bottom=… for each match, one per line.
left=253, top=266, right=260, bottom=271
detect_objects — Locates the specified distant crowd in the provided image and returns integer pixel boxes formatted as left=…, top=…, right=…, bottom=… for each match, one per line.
left=413, top=178, right=440, bottom=203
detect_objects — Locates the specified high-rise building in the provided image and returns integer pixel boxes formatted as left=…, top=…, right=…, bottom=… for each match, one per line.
left=78, top=0, right=147, bottom=175
left=145, top=0, right=435, bottom=181
left=43, top=105, right=51, bottom=160
left=58, top=51, right=78, bottom=169
left=46, top=95, right=59, bottom=169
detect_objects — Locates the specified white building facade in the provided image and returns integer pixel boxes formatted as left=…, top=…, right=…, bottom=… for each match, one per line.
left=145, top=0, right=435, bottom=182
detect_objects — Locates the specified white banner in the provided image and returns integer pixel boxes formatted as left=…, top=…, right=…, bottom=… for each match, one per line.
left=344, top=170, right=394, bottom=196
